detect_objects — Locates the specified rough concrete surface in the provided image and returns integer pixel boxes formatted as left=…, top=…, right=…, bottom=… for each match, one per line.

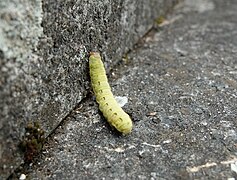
left=0, top=0, right=179, bottom=179
left=9, top=0, right=236, bottom=179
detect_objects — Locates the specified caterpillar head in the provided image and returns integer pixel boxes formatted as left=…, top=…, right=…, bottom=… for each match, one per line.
left=89, top=52, right=101, bottom=59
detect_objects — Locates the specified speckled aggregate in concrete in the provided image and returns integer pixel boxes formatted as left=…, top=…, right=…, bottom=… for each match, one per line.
left=12, top=0, right=237, bottom=179
left=0, top=0, right=178, bottom=178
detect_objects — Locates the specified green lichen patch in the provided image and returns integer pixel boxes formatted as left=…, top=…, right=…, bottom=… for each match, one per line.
left=19, top=122, right=45, bottom=163
left=155, top=16, right=165, bottom=25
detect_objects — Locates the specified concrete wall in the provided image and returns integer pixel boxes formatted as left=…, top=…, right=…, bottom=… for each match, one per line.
left=0, top=0, right=179, bottom=178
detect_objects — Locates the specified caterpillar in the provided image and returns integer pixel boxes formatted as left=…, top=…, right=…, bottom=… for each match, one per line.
left=89, top=52, right=133, bottom=135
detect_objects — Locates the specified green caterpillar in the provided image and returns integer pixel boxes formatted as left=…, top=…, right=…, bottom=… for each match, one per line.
left=89, top=52, right=133, bottom=135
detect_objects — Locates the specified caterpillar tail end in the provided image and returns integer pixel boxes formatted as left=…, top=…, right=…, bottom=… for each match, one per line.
left=119, top=121, right=133, bottom=135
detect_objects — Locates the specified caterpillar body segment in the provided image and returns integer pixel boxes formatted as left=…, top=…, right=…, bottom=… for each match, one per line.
left=89, top=52, right=132, bottom=135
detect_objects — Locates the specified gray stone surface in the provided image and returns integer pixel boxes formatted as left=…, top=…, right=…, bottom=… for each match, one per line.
left=17, top=0, right=237, bottom=179
left=0, top=0, right=178, bottom=179
left=0, top=0, right=46, bottom=178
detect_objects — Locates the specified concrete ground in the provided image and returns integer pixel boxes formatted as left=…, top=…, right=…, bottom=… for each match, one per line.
left=11, top=0, right=237, bottom=179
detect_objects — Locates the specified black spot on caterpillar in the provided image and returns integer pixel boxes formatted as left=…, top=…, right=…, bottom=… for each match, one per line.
left=89, top=52, right=133, bottom=134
